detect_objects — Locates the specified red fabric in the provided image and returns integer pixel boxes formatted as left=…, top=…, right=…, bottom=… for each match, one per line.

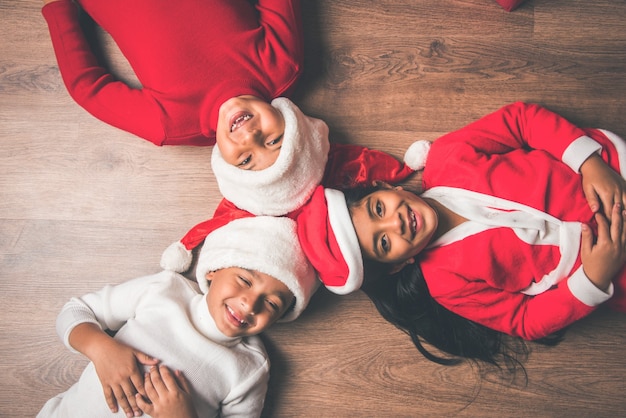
left=495, top=0, right=526, bottom=12
left=323, top=143, right=414, bottom=190
left=292, top=187, right=350, bottom=288
left=42, top=0, right=303, bottom=146
left=420, top=102, right=625, bottom=340
left=178, top=143, right=413, bottom=288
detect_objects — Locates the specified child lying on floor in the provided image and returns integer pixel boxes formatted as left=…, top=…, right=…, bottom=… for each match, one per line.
left=38, top=216, right=317, bottom=418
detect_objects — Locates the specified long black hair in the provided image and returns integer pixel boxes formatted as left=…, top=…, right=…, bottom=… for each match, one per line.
left=345, top=185, right=564, bottom=370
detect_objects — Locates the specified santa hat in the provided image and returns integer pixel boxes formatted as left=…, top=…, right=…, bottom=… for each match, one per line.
left=211, top=97, right=330, bottom=216
left=294, top=140, right=432, bottom=295
left=294, top=186, right=363, bottom=295
left=403, top=140, right=431, bottom=171
left=193, top=216, right=318, bottom=322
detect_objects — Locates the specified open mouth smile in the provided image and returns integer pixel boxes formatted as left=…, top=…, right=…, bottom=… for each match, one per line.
left=230, top=112, right=252, bottom=132
left=227, top=305, right=249, bottom=328
left=408, top=207, right=417, bottom=239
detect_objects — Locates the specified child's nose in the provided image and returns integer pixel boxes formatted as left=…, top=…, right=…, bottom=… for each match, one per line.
left=241, top=128, right=263, bottom=146
left=382, top=213, right=403, bottom=234
left=241, top=292, right=262, bottom=314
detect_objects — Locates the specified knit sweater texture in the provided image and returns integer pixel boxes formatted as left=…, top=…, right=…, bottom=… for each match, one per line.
left=38, top=271, right=269, bottom=417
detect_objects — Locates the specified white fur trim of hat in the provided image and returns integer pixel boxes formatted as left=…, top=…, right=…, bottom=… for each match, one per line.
left=195, top=216, right=319, bottom=322
left=211, top=97, right=330, bottom=216
left=404, top=140, right=431, bottom=171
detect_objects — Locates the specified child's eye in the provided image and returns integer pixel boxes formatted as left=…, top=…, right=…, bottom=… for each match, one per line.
left=381, top=235, right=390, bottom=253
left=375, top=201, right=383, bottom=217
left=265, top=299, right=279, bottom=312
left=238, top=276, right=251, bottom=287
left=238, top=156, right=251, bottom=167
left=267, top=135, right=283, bottom=147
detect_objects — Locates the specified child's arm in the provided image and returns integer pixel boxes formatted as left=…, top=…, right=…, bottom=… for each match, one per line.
left=67, top=322, right=159, bottom=417
left=41, top=0, right=165, bottom=144
left=135, top=365, right=198, bottom=418
left=56, top=274, right=171, bottom=417
left=580, top=153, right=626, bottom=219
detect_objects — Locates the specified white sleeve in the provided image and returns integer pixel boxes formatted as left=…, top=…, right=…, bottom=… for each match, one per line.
left=220, top=358, right=270, bottom=418
left=55, top=271, right=172, bottom=352
left=567, top=265, right=614, bottom=307
left=561, top=135, right=603, bottom=173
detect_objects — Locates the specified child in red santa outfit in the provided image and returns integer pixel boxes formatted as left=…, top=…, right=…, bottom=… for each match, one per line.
left=279, top=102, right=626, bottom=365
left=38, top=216, right=317, bottom=418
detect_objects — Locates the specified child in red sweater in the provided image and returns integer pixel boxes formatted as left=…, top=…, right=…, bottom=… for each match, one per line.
left=42, top=0, right=317, bottom=171
left=42, top=0, right=422, bottom=216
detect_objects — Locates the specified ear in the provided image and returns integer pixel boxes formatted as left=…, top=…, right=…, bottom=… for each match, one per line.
left=205, top=271, right=215, bottom=282
left=388, top=257, right=414, bottom=274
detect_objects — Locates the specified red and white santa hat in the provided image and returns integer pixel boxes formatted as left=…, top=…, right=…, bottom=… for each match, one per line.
left=162, top=139, right=432, bottom=296
left=293, top=140, right=432, bottom=294
left=293, top=186, right=363, bottom=295
left=211, top=97, right=330, bottom=216
left=191, top=216, right=318, bottom=322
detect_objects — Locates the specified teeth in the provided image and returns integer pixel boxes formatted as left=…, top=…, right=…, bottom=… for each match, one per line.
left=231, top=114, right=252, bottom=131
left=227, top=306, right=248, bottom=327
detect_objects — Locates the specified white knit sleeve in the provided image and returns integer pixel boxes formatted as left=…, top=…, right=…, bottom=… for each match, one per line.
left=55, top=271, right=173, bottom=353
left=220, top=356, right=270, bottom=418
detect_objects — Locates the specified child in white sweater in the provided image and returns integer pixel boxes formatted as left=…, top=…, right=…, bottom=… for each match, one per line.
left=38, top=216, right=318, bottom=418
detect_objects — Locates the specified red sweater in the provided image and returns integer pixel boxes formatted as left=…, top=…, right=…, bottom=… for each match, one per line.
left=420, top=102, right=624, bottom=340
left=42, top=0, right=304, bottom=146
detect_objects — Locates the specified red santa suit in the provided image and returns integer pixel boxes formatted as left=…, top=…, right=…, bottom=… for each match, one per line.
left=42, top=0, right=303, bottom=146
left=418, top=102, right=625, bottom=340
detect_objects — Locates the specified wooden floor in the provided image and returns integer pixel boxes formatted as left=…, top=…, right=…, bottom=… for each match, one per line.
left=2, top=0, right=626, bottom=416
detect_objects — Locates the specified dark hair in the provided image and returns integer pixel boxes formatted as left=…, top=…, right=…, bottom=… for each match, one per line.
left=344, top=185, right=564, bottom=370
left=362, top=261, right=565, bottom=372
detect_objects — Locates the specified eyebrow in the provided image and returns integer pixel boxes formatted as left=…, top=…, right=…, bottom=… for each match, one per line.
left=365, top=196, right=382, bottom=259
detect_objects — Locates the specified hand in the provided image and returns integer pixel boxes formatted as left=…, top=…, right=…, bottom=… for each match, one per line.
left=135, top=365, right=198, bottom=418
left=580, top=154, right=626, bottom=219
left=580, top=203, right=626, bottom=291
left=90, top=339, right=160, bottom=417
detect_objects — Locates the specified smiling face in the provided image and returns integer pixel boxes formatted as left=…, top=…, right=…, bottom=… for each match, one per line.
left=205, top=267, right=295, bottom=338
left=215, top=96, right=285, bottom=171
left=349, top=186, right=438, bottom=271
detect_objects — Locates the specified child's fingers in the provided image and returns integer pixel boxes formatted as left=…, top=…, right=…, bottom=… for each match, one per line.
left=148, top=365, right=168, bottom=394
left=581, top=223, right=593, bottom=257
left=143, top=372, right=157, bottom=398
left=174, top=369, right=192, bottom=394
left=156, top=365, right=179, bottom=391
left=586, top=190, right=601, bottom=214
left=112, top=381, right=140, bottom=418
left=135, top=393, right=153, bottom=415
left=609, top=203, right=624, bottom=243
left=103, top=386, right=119, bottom=413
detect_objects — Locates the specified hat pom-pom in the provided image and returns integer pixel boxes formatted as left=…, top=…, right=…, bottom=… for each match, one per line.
left=160, top=241, right=192, bottom=273
left=404, top=140, right=431, bottom=171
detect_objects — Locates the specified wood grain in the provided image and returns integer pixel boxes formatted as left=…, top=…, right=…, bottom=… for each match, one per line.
left=1, top=0, right=625, bottom=417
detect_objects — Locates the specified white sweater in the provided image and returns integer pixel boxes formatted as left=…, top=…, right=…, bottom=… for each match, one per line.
left=38, top=271, right=269, bottom=418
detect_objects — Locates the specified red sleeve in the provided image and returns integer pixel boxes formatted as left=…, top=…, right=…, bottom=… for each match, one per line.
left=439, top=102, right=587, bottom=160
left=255, top=0, right=304, bottom=96
left=425, top=261, right=595, bottom=341
left=42, top=0, right=165, bottom=144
